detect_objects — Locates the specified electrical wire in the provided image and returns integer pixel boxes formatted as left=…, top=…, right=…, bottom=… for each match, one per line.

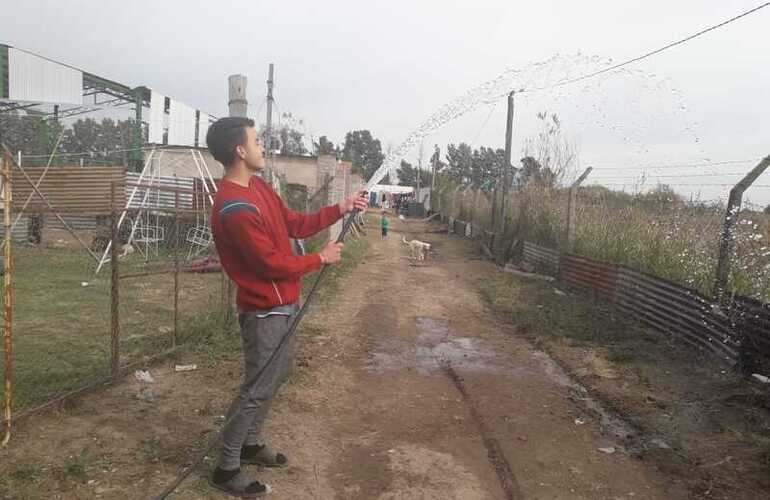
left=591, top=182, right=770, bottom=188
left=590, top=159, right=762, bottom=170
left=548, top=2, right=770, bottom=89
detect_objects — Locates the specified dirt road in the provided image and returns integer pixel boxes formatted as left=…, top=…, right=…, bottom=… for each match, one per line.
left=1, top=216, right=688, bottom=499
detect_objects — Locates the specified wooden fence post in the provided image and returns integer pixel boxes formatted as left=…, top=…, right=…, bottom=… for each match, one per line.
left=2, top=149, right=14, bottom=447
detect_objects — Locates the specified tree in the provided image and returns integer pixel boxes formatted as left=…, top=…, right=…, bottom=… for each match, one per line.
left=637, top=183, right=685, bottom=209
left=396, top=159, right=431, bottom=187
left=61, top=118, right=135, bottom=165
left=443, top=143, right=504, bottom=187
left=314, top=135, right=336, bottom=156
left=0, top=112, right=66, bottom=166
left=278, top=125, right=307, bottom=155
left=342, top=130, right=384, bottom=180
left=520, top=111, right=578, bottom=188
left=430, top=145, right=447, bottom=174
left=445, top=142, right=473, bottom=184
left=260, top=124, right=307, bottom=156
left=516, top=156, right=555, bottom=188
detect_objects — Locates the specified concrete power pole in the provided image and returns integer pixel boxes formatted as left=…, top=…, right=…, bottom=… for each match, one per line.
left=431, top=144, right=439, bottom=191
left=416, top=139, right=424, bottom=203
left=228, top=74, right=248, bottom=118
left=265, top=64, right=275, bottom=183
left=498, top=90, right=516, bottom=234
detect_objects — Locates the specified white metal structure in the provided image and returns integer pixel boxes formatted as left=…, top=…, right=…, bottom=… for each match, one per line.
left=8, top=47, right=82, bottom=105
left=94, top=148, right=218, bottom=274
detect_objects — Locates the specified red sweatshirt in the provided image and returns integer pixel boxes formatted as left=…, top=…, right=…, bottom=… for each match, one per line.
left=211, top=176, right=342, bottom=312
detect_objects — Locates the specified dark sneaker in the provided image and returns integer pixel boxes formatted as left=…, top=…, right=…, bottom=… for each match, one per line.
left=241, top=444, right=288, bottom=468
left=210, top=467, right=271, bottom=498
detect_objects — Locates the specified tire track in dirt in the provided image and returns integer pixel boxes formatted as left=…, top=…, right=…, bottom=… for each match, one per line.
left=440, top=360, right=523, bottom=500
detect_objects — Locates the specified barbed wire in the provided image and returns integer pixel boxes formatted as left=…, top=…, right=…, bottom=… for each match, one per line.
left=589, top=159, right=762, bottom=171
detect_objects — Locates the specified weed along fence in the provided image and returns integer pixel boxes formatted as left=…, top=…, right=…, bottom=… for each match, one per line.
left=448, top=217, right=769, bottom=369
left=527, top=243, right=748, bottom=365
left=0, top=150, right=232, bottom=447
left=437, top=156, right=770, bottom=374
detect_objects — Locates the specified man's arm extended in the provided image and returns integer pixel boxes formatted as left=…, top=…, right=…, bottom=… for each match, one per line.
left=279, top=190, right=368, bottom=239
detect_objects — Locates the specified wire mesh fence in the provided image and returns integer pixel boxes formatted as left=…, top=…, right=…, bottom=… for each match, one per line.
left=0, top=170, right=230, bottom=445
left=435, top=170, right=770, bottom=372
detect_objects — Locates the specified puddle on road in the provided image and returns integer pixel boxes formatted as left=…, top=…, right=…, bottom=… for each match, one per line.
left=531, top=351, right=642, bottom=453
left=366, top=317, right=497, bottom=375
left=366, top=316, right=646, bottom=454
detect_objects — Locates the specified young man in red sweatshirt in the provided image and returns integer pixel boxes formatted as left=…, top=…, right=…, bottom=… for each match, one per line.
left=206, top=117, right=367, bottom=497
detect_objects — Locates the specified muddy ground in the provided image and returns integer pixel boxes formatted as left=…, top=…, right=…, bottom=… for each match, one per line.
left=1, top=215, right=767, bottom=499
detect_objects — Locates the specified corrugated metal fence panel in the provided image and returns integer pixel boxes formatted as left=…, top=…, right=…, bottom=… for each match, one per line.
left=45, top=215, right=97, bottom=231
left=0, top=212, right=29, bottom=240
left=126, top=172, right=194, bottom=210
left=522, top=242, right=560, bottom=275
left=515, top=240, right=770, bottom=367
left=732, top=296, right=770, bottom=366
left=615, top=266, right=737, bottom=364
left=453, top=219, right=464, bottom=236
left=562, top=254, right=618, bottom=301
left=8, top=47, right=83, bottom=105
left=12, top=165, right=125, bottom=212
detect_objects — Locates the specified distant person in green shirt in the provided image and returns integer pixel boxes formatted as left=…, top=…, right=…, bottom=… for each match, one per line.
left=380, top=209, right=389, bottom=239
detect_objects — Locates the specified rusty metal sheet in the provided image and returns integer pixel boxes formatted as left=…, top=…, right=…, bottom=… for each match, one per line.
left=561, top=254, right=618, bottom=300
left=12, top=165, right=126, bottom=212
left=522, top=241, right=560, bottom=275
left=617, top=267, right=735, bottom=345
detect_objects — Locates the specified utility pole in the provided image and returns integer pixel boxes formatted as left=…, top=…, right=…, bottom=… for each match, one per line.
left=431, top=144, right=439, bottom=191
left=416, top=139, right=424, bottom=203
left=265, top=64, right=275, bottom=184
left=498, top=90, right=516, bottom=234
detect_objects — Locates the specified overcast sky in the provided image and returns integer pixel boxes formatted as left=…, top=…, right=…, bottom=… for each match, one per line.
left=2, top=0, right=769, bottom=203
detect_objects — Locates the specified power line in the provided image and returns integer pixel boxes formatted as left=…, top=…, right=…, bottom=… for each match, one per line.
left=549, top=2, right=770, bottom=89
left=592, top=172, right=761, bottom=180
left=470, top=103, right=498, bottom=147
left=591, top=182, right=770, bottom=188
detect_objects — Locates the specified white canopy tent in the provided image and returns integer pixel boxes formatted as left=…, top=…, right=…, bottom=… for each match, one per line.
left=368, top=184, right=414, bottom=194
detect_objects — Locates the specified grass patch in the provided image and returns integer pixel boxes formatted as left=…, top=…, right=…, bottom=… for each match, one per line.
left=137, top=437, right=188, bottom=465
left=0, top=462, right=41, bottom=500
left=0, top=229, right=369, bottom=412
left=0, top=246, right=227, bottom=410
left=480, top=273, right=651, bottom=352
left=301, top=233, right=369, bottom=301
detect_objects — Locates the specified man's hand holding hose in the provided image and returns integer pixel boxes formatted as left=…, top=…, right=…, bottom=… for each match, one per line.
left=319, top=189, right=368, bottom=265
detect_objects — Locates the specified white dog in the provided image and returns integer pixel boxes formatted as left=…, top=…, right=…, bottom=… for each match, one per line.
left=401, top=236, right=432, bottom=261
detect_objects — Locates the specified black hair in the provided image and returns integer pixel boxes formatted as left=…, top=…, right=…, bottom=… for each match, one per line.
left=206, top=117, right=255, bottom=167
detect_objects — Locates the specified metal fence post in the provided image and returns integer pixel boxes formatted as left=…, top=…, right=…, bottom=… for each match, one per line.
left=110, top=182, right=120, bottom=378
left=566, top=167, right=593, bottom=252
left=713, top=156, right=770, bottom=304
left=2, top=149, right=14, bottom=447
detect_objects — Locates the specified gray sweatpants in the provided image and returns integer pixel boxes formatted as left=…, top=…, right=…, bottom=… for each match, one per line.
left=219, top=304, right=298, bottom=471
